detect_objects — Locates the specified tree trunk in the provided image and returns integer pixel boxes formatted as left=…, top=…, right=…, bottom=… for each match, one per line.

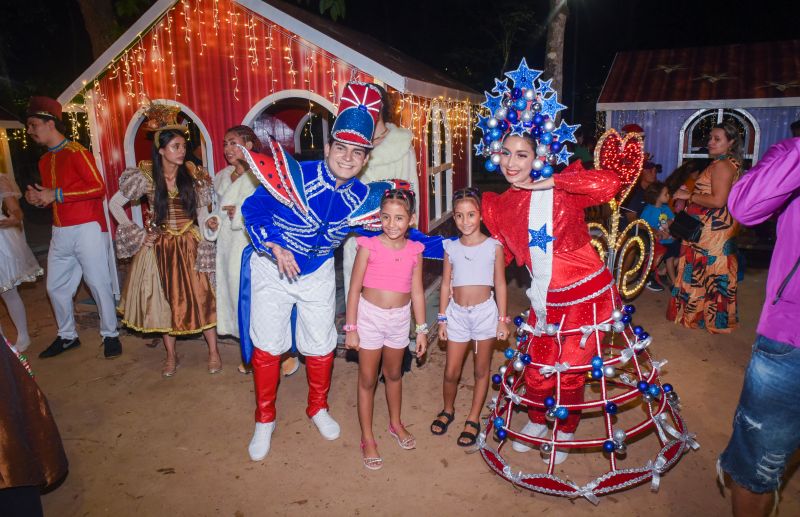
left=544, top=0, right=569, bottom=96
left=76, top=0, right=119, bottom=59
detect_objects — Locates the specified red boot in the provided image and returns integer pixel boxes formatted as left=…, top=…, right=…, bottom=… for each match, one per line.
left=305, top=352, right=340, bottom=440
left=252, top=348, right=281, bottom=423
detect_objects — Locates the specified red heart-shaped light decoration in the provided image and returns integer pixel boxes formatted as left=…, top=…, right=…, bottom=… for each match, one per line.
left=594, top=129, right=644, bottom=205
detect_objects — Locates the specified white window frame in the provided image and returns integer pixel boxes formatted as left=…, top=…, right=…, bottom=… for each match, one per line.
left=677, top=108, right=760, bottom=166
left=427, top=104, right=453, bottom=229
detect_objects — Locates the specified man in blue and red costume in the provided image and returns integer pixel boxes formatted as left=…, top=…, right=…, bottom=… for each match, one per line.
left=24, top=96, right=121, bottom=360
left=238, top=82, right=407, bottom=461
left=478, top=59, right=621, bottom=464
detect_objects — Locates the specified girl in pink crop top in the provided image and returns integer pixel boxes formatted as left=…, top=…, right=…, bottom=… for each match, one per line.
left=345, top=188, right=427, bottom=468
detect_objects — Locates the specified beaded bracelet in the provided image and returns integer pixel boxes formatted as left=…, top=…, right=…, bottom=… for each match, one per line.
left=415, top=323, right=429, bottom=335
left=437, top=313, right=447, bottom=322
left=343, top=323, right=358, bottom=332
left=498, top=315, right=512, bottom=324
left=55, top=188, right=64, bottom=203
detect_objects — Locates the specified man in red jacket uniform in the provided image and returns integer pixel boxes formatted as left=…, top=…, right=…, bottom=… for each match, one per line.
left=24, top=96, right=121, bottom=359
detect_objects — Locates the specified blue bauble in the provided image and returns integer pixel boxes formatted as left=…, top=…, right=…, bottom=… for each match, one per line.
left=514, top=98, right=527, bottom=111
left=483, top=134, right=493, bottom=144
left=540, top=132, right=553, bottom=144
left=506, top=109, right=518, bottom=123
left=523, top=120, right=534, bottom=128
left=621, top=314, right=632, bottom=324
left=497, top=428, right=508, bottom=440
left=532, top=113, right=544, bottom=126
left=491, top=374, right=502, bottom=384
left=493, top=416, right=505, bottom=428
left=504, top=348, right=515, bottom=359
left=550, top=141, right=563, bottom=153
left=605, top=402, right=618, bottom=414
left=632, top=326, right=644, bottom=336
left=484, top=160, right=498, bottom=173
left=639, top=332, right=650, bottom=341
left=623, top=304, right=636, bottom=315
left=591, top=368, right=603, bottom=380
left=541, top=165, right=554, bottom=178
left=662, top=383, right=674, bottom=393
left=511, top=87, right=522, bottom=99
left=521, top=353, right=532, bottom=365
left=555, top=406, right=569, bottom=420
left=648, top=384, right=661, bottom=397
left=603, top=440, right=616, bottom=453
left=514, top=315, right=524, bottom=326
left=498, top=120, right=509, bottom=131
left=544, top=396, right=556, bottom=408
left=591, top=356, right=603, bottom=368
left=532, top=127, right=543, bottom=137
left=489, top=128, right=503, bottom=140
left=529, top=169, right=542, bottom=180
left=637, top=380, right=650, bottom=393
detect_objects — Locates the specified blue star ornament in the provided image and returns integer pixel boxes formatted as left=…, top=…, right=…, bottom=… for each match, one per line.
left=476, top=113, right=490, bottom=134
left=556, top=147, right=573, bottom=165
left=553, top=121, right=580, bottom=144
left=537, top=78, right=554, bottom=96
left=529, top=224, right=555, bottom=252
left=540, top=93, right=567, bottom=119
left=474, top=140, right=487, bottom=156
left=509, top=121, right=526, bottom=136
left=492, top=78, right=510, bottom=94
left=482, top=91, right=503, bottom=114
left=505, top=58, right=542, bottom=91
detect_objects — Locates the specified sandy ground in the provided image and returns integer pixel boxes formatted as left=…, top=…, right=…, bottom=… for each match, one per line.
left=3, top=266, right=799, bottom=516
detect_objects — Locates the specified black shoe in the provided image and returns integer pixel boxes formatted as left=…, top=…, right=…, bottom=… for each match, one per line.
left=103, top=336, right=122, bottom=359
left=645, top=280, right=665, bottom=292
left=39, top=337, right=81, bottom=358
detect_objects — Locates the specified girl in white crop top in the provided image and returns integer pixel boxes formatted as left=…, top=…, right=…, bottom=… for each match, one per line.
left=430, top=188, right=509, bottom=447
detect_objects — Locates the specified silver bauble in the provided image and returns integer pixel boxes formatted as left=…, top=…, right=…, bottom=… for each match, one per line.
left=612, top=321, right=626, bottom=333
left=540, top=442, right=553, bottom=453
left=532, top=102, right=542, bottom=112
left=643, top=393, right=654, bottom=402
left=612, top=428, right=627, bottom=443
left=545, top=408, right=557, bottom=422
left=612, top=309, right=624, bottom=321
left=614, top=441, right=627, bottom=454
left=490, top=140, right=502, bottom=152
left=532, top=159, right=545, bottom=171
left=506, top=375, right=515, bottom=386
left=521, top=110, right=533, bottom=122
left=513, top=359, right=525, bottom=372
left=603, top=365, right=616, bottom=378
left=666, top=391, right=679, bottom=402
left=536, top=144, right=549, bottom=156
left=548, top=155, right=558, bottom=165
left=543, top=120, right=555, bottom=132
left=495, top=107, right=508, bottom=120
left=502, top=97, right=512, bottom=108
left=490, top=153, right=502, bottom=165
left=545, top=323, right=558, bottom=336
left=487, top=117, right=499, bottom=128
left=524, top=89, right=535, bottom=101
left=499, top=365, right=508, bottom=375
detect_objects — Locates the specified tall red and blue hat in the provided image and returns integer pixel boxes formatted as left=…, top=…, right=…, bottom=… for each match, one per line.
left=331, top=82, right=382, bottom=148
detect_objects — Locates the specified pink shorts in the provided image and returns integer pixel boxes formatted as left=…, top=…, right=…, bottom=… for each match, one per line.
left=357, top=296, right=411, bottom=350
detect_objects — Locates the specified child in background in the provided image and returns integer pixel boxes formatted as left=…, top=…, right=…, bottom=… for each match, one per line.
left=345, top=189, right=427, bottom=471
left=641, top=181, right=681, bottom=289
left=430, top=188, right=508, bottom=447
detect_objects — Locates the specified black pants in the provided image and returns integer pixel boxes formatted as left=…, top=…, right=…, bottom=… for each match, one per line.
left=0, top=486, right=43, bottom=517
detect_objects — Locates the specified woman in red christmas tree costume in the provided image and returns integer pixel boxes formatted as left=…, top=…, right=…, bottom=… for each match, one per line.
left=480, top=59, right=620, bottom=464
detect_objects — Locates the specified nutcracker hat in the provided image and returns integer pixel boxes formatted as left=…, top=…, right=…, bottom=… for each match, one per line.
left=141, top=102, right=189, bottom=147
left=331, top=82, right=382, bottom=148
left=27, top=96, right=62, bottom=121
left=473, top=58, right=579, bottom=179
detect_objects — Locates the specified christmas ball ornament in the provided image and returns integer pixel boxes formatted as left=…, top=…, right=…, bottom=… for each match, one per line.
left=603, top=365, right=616, bottom=378
left=489, top=127, right=502, bottom=140
left=605, top=402, right=618, bottom=414
left=632, top=325, right=644, bottom=336
left=639, top=332, right=650, bottom=341
left=643, top=393, right=654, bottom=402
left=541, top=165, right=554, bottom=178
left=621, top=314, right=632, bottom=324
left=506, top=109, right=518, bottom=123
left=541, top=442, right=553, bottom=454
left=666, top=391, right=679, bottom=402
left=484, top=160, right=498, bottom=172
left=490, top=153, right=502, bottom=165
left=511, top=87, right=522, bottom=99
left=612, top=321, right=626, bottom=333
left=531, top=101, right=542, bottom=112
left=612, top=428, right=627, bottom=442
left=506, top=375, right=515, bottom=386
left=529, top=169, right=542, bottom=181
left=498, top=120, right=509, bottom=131
left=611, top=309, right=624, bottom=321
left=545, top=408, right=557, bottom=422
left=495, top=107, right=508, bottom=120
left=532, top=159, right=544, bottom=171
left=499, top=365, right=508, bottom=375
left=637, top=381, right=649, bottom=393
left=532, top=113, right=544, bottom=126
left=490, top=140, right=502, bottom=152
left=540, top=132, right=553, bottom=144
left=514, top=315, right=524, bottom=326
left=591, top=356, right=604, bottom=368
left=555, top=406, right=569, bottom=420
left=662, top=383, right=673, bottom=393
left=536, top=144, right=549, bottom=156
left=544, top=396, right=556, bottom=408
left=623, top=304, right=636, bottom=314
left=487, top=117, right=499, bottom=128
left=492, top=374, right=502, bottom=384
left=521, top=110, right=533, bottom=122
left=494, top=416, right=505, bottom=428
left=483, top=134, right=493, bottom=145
left=521, top=353, right=532, bottom=365
left=548, top=154, right=559, bottom=166
left=504, top=348, right=515, bottom=359
left=532, top=126, right=543, bottom=137
left=497, top=429, right=507, bottom=440
left=550, top=141, right=562, bottom=153
left=543, top=119, right=555, bottom=132
left=591, top=368, right=603, bottom=380
left=514, top=98, right=527, bottom=111
left=603, top=440, right=616, bottom=453
left=545, top=323, right=558, bottom=335
left=648, top=384, right=661, bottom=397
left=524, top=88, right=535, bottom=101
left=615, top=441, right=627, bottom=454
left=513, top=359, right=525, bottom=372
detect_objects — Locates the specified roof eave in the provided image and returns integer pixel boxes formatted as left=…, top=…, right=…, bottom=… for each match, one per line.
left=597, top=97, right=800, bottom=111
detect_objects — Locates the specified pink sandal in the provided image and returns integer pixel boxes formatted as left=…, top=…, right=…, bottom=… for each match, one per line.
left=388, top=424, right=416, bottom=450
left=360, top=440, right=383, bottom=470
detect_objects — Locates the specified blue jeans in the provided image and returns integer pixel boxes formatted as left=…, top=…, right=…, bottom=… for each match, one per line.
left=719, top=334, right=800, bottom=493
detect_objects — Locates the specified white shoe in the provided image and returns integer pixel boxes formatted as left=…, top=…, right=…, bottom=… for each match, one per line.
left=248, top=422, right=276, bottom=461
left=542, top=431, right=574, bottom=465
left=311, top=409, right=341, bottom=440
left=15, top=335, right=31, bottom=353
left=511, top=420, right=548, bottom=452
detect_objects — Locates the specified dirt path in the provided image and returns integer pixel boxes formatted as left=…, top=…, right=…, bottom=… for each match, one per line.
left=4, top=268, right=798, bottom=516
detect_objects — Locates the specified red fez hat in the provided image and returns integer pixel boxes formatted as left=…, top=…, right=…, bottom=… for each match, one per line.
left=27, top=96, right=63, bottom=121
left=621, top=123, right=644, bottom=134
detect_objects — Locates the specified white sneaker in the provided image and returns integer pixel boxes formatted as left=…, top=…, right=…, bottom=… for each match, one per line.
left=248, top=422, right=276, bottom=461
left=542, top=431, right=574, bottom=465
left=511, top=420, right=548, bottom=453
left=15, top=335, right=31, bottom=353
left=311, top=409, right=341, bottom=440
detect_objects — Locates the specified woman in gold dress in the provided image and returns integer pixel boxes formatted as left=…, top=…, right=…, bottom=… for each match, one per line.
left=111, top=128, right=219, bottom=376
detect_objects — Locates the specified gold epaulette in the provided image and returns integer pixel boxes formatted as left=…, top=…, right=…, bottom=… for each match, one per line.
left=65, top=141, right=88, bottom=153
left=137, top=160, right=154, bottom=183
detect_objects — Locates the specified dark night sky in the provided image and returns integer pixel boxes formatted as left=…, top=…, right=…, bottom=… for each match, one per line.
left=1, top=0, right=799, bottom=126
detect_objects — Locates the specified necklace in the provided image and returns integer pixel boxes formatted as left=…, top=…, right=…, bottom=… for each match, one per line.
left=168, top=189, right=179, bottom=199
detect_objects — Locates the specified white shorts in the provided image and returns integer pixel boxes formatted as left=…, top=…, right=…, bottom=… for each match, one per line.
left=249, top=255, right=336, bottom=357
left=445, top=295, right=499, bottom=343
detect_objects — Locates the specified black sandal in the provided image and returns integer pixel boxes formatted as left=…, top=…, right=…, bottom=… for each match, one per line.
left=430, top=410, right=455, bottom=435
left=457, top=420, right=481, bottom=447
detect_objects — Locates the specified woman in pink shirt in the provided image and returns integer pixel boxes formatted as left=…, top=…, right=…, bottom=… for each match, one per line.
left=345, top=189, right=427, bottom=470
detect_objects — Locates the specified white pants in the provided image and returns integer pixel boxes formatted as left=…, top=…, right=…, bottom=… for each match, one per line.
left=342, top=234, right=358, bottom=301
left=47, top=222, right=118, bottom=339
left=249, top=255, right=336, bottom=356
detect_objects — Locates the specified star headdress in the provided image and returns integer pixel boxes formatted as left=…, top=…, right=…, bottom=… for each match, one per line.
left=474, top=58, right=580, bottom=180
